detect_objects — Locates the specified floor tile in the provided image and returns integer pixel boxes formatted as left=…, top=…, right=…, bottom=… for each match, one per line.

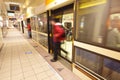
left=23, top=70, right=35, bottom=78
left=21, top=63, right=30, bottom=67
left=11, top=73, right=24, bottom=80
left=36, top=72, right=48, bottom=80
left=22, top=66, right=33, bottom=72
left=0, top=77, right=10, bottom=80
left=33, top=67, right=45, bottom=74
left=0, top=72, right=10, bottom=79
left=24, top=75, right=37, bottom=80
left=12, top=69, right=22, bottom=76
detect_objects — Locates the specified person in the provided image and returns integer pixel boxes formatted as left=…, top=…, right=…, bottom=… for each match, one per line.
left=50, top=18, right=65, bottom=62
left=27, top=22, right=32, bottom=38
left=106, top=17, right=120, bottom=48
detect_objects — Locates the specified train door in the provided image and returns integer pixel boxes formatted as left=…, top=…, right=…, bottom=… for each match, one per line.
left=50, top=3, right=74, bottom=63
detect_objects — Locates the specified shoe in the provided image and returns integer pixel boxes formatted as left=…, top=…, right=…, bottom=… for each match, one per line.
left=50, top=59, right=57, bottom=62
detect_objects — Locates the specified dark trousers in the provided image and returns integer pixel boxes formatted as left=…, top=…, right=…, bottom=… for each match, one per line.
left=28, top=30, right=32, bottom=38
left=53, top=42, right=60, bottom=60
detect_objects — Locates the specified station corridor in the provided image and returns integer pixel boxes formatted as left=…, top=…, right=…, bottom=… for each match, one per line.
left=0, top=28, right=81, bottom=80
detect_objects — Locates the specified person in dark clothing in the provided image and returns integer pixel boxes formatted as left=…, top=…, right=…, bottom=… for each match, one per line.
left=27, top=23, right=32, bottom=38
left=50, top=18, right=65, bottom=62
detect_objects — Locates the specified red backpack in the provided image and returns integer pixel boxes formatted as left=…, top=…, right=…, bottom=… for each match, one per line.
left=56, top=23, right=66, bottom=38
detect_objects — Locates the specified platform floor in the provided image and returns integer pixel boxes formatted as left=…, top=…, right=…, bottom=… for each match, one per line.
left=0, top=28, right=81, bottom=80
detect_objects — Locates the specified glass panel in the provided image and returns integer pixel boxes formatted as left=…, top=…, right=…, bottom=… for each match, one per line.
left=75, top=47, right=120, bottom=80
left=2, top=20, right=8, bottom=37
left=32, top=31, right=37, bottom=41
left=37, top=33, right=48, bottom=48
left=37, top=13, right=47, bottom=33
left=75, top=0, right=108, bottom=44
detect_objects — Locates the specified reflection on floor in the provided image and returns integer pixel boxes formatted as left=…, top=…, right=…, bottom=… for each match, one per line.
left=61, top=40, right=72, bottom=61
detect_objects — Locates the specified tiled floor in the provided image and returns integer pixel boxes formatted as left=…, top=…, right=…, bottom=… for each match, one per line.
left=0, top=28, right=63, bottom=80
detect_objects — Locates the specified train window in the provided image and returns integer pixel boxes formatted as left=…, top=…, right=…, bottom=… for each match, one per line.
left=75, top=47, right=103, bottom=74
left=75, top=0, right=120, bottom=51
left=102, top=58, right=120, bottom=80
left=106, top=14, right=120, bottom=49
left=105, top=0, right=120, bottom=50
left=75, top=47, right=120, bottom=80
left=75, top=0, right=108, bottom=45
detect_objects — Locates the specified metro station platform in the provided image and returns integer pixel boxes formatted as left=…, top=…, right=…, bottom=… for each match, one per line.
left=0, top=28, right=81, bottom=80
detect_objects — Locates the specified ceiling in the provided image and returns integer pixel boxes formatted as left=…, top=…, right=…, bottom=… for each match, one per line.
left=3, top=0, right=45, bottom=15
left=0, top=0, right=74, bottom=19
left=4, top=0, right=45, bottom=8
left=1, top=0, right=45, bottom=19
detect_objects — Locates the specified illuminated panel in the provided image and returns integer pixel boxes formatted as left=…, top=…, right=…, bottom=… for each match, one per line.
left=79, top=0, right=107, bottom=9
left=8, top=13, right=15, bottom=16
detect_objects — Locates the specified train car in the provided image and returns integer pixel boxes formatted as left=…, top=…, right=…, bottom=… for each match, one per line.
left=73, top=0, right=120, bottom=80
